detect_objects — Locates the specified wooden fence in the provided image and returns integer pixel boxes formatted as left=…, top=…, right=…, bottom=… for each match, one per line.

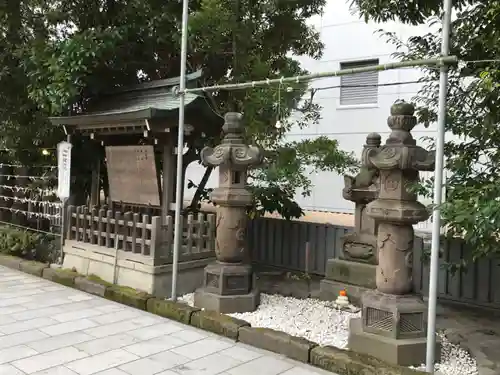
left=247, top=217, right=500, bottom=310
left=66, top=205, right=216, bottom=263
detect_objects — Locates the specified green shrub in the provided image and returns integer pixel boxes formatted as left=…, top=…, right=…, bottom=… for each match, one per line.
left=0, top=226, right=59, bottom=263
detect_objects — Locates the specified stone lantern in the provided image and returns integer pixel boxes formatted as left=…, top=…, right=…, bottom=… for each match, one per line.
left=194, top=112, right=264, bottom=313
left=320, top=133, right=381, bottom=303
left=348, top=102, right=441, bottom=366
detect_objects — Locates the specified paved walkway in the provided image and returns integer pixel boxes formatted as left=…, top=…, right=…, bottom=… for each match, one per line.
left=0, top=266, right=334, bottom=375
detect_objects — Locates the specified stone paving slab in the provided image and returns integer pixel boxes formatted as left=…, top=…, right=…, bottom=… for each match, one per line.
left=0, top=266, right=336, bottom=375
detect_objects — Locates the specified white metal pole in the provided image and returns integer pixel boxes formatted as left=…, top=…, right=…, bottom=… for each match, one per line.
left=171, top=0, right=190, bottom=302
left=426, top=0, right=453, bottom=371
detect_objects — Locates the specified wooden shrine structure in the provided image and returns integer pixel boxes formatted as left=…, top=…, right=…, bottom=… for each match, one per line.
left=49, top=70, right=222, bottom=297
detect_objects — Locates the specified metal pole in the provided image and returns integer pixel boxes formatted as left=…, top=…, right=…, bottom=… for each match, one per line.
left=171, top=0, right=190, bottom=302
left=426, top=0, right=453, bottom=371
left=59, top=198, right=67, bottom=265
left=184, top=56, right=458, bottom=94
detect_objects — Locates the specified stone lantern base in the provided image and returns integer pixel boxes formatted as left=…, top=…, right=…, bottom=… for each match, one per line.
left=348, top=290, right=441, bottom=366
left=194, top=262, right=260, bottom=313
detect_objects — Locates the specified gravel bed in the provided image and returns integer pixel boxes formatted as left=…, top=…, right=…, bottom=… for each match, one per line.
left=179, top=293, right=478, bottom=375
left=411, top=333, right=478, bottom=375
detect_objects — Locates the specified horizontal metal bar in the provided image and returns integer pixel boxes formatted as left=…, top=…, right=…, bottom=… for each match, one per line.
left=184, top=56, right=458, bottom=94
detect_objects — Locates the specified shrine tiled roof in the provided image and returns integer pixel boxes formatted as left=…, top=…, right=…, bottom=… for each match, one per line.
left=49, top=70, right=220, bottom=134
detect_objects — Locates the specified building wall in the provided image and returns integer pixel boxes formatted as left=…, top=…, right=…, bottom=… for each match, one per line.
left=184, top=0, right=439, bottom=230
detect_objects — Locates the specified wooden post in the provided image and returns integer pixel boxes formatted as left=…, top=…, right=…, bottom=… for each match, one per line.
left=161, top=137, right=175, bottom=221
left=97, top=209, right=104, bottom=246
left=90, top=160, right=100, bottom=207
left=82, top=207, right=89, bottom=243
left=90, top=208, right=97, bottom=245
left=196, top=213, right=204, bottom=253
left=67, top=205, right=75, bottom=240
left=114, top=211, right=121, bottom=250
left=123, top=212, right=132, bottom=252
left=166, top=215, right=174, bottom=257
left=75, top=206, right=82, bottom=241
left=105, top=210, right=112, bottom=248
left=207, top=214, right=216, bottom=252
left=176, top=214, right=184, bottom=256
left=305, top=241, right=310, bottom=276
left=132, top=213, right=139, bottom=253
left=141, top=214, right=148, bottom=255
left=150, top=216, right=161, bottom=260
left=186, top=214, right=193, bottom=255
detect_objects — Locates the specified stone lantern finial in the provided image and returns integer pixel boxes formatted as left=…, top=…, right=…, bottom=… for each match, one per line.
left=365, top=132, right=382, bottom=147
left=195, top=112, right=264, bottom=313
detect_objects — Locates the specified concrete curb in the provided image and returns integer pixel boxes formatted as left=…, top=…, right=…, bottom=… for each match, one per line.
left=74, top=276, right=107, bottom=296
left=191, top=310, right=249, bottom=340
left=104, top=285, right=151, bottom=311
left=310, top=346, right=426, bottom=375
left=0, top=255, right=22, bottom=270
left=0, top=256, right=426, bottom=375
left=147, top=298, right=199, bottom=325
left=19, top=260, right=48, bottom=277
left=42, top=268, right=79, bottom=286
left=239, top=326, right=316, bottom=363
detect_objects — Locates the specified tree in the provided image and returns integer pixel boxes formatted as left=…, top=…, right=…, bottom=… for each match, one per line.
left=0, top=0, right=60, bottom=164
left=0, top=0, right=356, bottom=219
left=351, top=0, right=500, bottom=262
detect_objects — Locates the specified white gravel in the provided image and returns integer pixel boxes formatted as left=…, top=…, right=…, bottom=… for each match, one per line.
left=411, top=333, right=478, bottom=375
left=179, top=293, right=478, bottom=375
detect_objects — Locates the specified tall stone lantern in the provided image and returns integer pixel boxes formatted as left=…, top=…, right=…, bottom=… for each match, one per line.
left=348, top=102, right=441, bottom=366
left=194, top=112, right=264, bottom=313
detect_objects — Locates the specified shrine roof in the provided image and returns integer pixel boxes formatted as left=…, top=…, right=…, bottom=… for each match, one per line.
left=49, top=70, right=220, bottom=135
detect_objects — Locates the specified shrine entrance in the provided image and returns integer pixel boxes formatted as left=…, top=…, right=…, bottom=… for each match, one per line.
left=49, top=70, right=222, bottom=297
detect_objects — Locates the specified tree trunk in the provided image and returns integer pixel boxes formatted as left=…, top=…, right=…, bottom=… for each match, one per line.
left=188, top=166, right=214, bottom=211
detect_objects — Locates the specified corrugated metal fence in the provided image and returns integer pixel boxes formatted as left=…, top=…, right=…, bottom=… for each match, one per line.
left=247, top=217, right=500, bottom=310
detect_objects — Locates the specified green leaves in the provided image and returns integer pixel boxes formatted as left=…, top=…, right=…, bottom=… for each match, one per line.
left=350, top=0, right=473, bottom=25
left=0, top=0, right=357, bottom=221
left=0, top=226, right=57, bottom=262
left=24, top=27, right=131, bottom=114
left=289, top=137, right=358, bottom=173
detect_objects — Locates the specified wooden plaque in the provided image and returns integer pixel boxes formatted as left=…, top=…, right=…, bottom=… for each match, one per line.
left=105, top=145, right=160, bottom=206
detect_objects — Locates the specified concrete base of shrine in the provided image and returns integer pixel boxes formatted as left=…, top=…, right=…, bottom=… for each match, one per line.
left=348, top=318, right=440, bottom=366
left=194, top=289, right=260, bottom=314
left=319, top=258, right=377, bottom=305
left=62, top=240, right=214, bottom=298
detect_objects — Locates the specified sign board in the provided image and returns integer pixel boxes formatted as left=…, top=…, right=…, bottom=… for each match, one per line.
left=105, top=145, right=161, bottom=206
left=57, top=141, right=72, bottom=200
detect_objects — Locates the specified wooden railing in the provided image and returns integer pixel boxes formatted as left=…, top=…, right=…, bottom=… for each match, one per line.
left=161, top=212, right=217, bottom=261
left=66, top=205, right=216, bottom=264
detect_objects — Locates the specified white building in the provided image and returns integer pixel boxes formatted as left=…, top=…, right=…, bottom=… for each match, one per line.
left=185, top=0, right=438, bottom=230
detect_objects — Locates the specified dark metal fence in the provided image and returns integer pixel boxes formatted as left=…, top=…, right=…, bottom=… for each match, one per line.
left=247, top=217, right=500, bottom=310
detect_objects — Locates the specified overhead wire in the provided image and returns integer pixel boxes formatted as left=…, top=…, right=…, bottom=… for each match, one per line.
left=0, top=220, right=61, bottom=236
left=0, top=206, right=60, bottom=219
